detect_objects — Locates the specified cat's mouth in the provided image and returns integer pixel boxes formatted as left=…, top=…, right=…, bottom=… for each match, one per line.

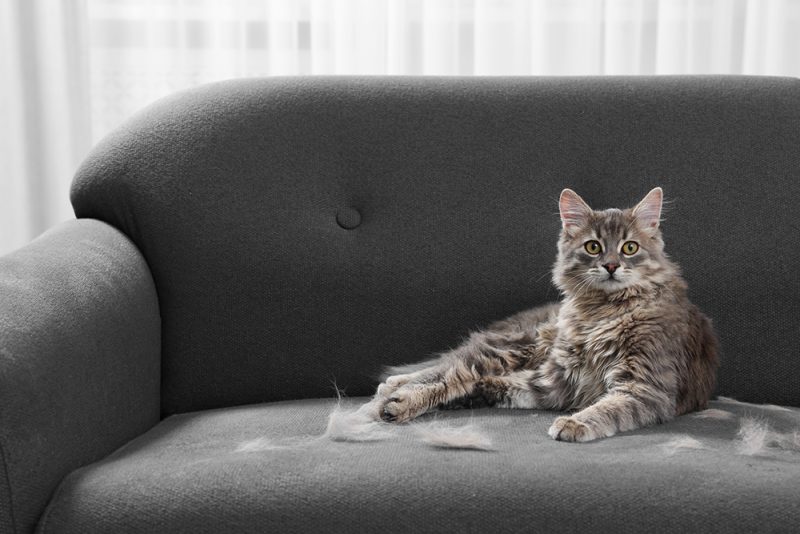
left=598, top=272, right=629, bottom=289
left=582, top=268, right=632, bottom=292
left=593, top=269, right=621, bottom=282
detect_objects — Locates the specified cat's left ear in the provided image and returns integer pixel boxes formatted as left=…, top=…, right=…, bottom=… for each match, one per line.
left=559, top=188, right=592, bottom=236
left=633, top=187, right=663, bottom=233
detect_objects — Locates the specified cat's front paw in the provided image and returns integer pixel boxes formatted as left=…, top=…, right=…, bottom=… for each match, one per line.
left=375, top=374, right=413, bottom=400
left=381, top=388, right=424, bottom=423
left=381, top=394, right=412, bottom=423
left=548, top=416, right=597, bottom=442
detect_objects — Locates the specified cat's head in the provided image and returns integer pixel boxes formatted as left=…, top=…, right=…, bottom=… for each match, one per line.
left=553, top=187, right=677, bottom=296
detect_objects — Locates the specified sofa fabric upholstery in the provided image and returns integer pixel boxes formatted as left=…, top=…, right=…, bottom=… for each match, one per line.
left=70, top=76, right=800, bottom=417
left=0, top=219, right=161, bottom=533
left=3, top=76, right=800, bottom=532
left=38, top=398, right=800, bottom=534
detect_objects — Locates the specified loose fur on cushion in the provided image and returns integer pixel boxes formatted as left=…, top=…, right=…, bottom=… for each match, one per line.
left=323, top=398, right=494, bottom=450
left=413, top=421, right=494, bottom=451
left=369, top=188, right=719, bottom=442
left=321, top=398, right=800, bottom=455
left=691, top=408, right=736, bottom=421
left=235, top=397, right=800, bottom=456
left=661, top=411, right=800, bottom=457
left=662, top=435, right=708, bottom=454
left=324, top=400, right=393, bottom=443
left=736, top=417, right=800, bottom=455
left=235, top=437, right=289, bottom=452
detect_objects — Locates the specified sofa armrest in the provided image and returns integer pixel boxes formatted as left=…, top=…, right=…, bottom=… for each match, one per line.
left=0, top=219, right=160, bottom=533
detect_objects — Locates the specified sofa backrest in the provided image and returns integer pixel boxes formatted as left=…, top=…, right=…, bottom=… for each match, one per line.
left=71, top=76, right=800, bottom=415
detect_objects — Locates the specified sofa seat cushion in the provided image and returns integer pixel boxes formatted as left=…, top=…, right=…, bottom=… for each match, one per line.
left=38, top=398, right=800, bottom=533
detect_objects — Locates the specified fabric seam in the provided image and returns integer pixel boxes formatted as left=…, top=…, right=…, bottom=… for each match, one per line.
left=34, top=472, right=62, bottom=534
left=0, top=440, right=17, bottom=533
left=33, top=461, right=78, bottom=534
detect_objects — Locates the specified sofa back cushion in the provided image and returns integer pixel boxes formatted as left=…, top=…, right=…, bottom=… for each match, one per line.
left=71, top=77, right=800, bottom=415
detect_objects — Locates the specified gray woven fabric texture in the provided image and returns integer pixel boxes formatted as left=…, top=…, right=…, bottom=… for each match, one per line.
left=0, top=219, right=161, bottom=533
left=39, top=398, right=800, bottom=533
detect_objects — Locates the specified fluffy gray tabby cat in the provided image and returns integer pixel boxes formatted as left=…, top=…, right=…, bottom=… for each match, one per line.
left=372, top=187, right=719, bottom=442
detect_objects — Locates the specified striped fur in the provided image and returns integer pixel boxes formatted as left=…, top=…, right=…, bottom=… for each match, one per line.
left=373, top=188, right=719, bottom=442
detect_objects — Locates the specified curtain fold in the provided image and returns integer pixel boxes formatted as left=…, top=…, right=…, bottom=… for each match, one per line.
left=2, top=0, right=799, bottom=255
left=1, top=0, right=90, bottom=255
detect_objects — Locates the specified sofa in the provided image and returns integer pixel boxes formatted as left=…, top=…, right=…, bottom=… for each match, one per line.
left=2, top=76, right=799, bottom=533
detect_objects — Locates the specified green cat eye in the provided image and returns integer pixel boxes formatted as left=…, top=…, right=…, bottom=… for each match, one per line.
left=622, top=241, right=639, bottom=255
left=584, top=240, right=602, bottom=255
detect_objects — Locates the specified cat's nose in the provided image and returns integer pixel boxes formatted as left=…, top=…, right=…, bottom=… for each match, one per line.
left=603, top=263, right=619, bottom=274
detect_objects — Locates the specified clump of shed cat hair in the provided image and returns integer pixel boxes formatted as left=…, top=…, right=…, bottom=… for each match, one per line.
left=326, top=399, right=800, bottom=454
left=736, top=416, right=800, bottom=456
left=414, top=421, right=494, bottom=451
left=238, top=395, right=800, bottom=455
left=662, top=435, right=708, bottom=454
left=324, top=400, right=393, bottom=442
left=691, top=408, right=735, bottom=421
left=716, top=396, right=794, bottom=413
left=235, top=437, right=289, bottom=452
left=322, top=397, right=495, bottom=450
left=661, top=418, right=800, bottom=456
left=658, top=399, right=800, bottom=456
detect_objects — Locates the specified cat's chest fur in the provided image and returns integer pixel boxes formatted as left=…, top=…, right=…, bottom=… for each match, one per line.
left=551, top=299, right=651, bottom=405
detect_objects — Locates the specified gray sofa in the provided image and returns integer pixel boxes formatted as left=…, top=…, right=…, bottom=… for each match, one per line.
left=2, top=76, right=799, bottom=533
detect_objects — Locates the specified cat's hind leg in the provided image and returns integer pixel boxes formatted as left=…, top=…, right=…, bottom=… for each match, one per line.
left=382, top=368, right=546, bottom=421
left=376, top=320, right=550, bottom=422
left=475, top=371, right=539, bottom=409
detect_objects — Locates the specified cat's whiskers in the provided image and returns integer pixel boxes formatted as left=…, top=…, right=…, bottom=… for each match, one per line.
left=565, top=272, right=597, bottom=298
left=534, top=269, right=553, bottom=284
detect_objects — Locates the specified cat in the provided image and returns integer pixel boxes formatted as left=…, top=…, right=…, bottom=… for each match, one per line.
left=369, top=187, right=719, bottom=442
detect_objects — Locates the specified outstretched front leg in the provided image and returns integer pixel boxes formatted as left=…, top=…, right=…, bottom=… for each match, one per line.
left=380, top=359, right=481, bottom=422
left=548, top=384, right=675, bottom=442
left=375, top=327, right=547, bottom=422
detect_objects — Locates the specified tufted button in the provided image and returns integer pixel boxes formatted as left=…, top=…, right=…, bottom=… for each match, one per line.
left=336, top=207, right=362, bottom=230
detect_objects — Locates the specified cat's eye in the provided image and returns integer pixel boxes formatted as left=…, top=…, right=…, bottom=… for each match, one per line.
left=584, top=240, right=602, bottom=255
left=622, top=241, right=639, bottom=255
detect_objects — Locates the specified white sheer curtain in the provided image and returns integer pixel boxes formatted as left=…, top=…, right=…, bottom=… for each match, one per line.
left=2, top=0, right=799, bottom=255
left=1, top=0, right=91, bottom=255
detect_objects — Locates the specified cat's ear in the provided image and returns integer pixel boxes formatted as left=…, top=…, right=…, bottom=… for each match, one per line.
left=559, top=189, right=592, bottom=236
left=633, top=187, right=663, bottom=232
